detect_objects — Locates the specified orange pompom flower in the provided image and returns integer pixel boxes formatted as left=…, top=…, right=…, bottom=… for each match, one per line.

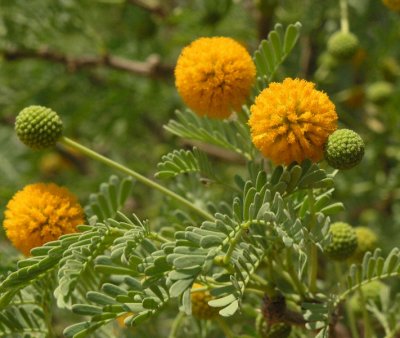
left=382, top=0, right=400, bottom=11
left=191, top=283, right=219, bottom=319
left=175, top=37, right=256, bottom=119
left=249, top=78, right=338, bottom=165
left=3, top=183, right=85, bottom=255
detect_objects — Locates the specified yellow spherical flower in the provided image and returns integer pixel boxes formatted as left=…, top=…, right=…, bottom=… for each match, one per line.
left=3, top=183, right=84, bottom=256
left=116, top=312, right=135, bottom=328
left=191, top=283, right=219, bottom=319
left=249, top=78, right=338, bottom=165
left=175, top=37, right=256, bottom=119
left=382, top=0, right=400, bottom=11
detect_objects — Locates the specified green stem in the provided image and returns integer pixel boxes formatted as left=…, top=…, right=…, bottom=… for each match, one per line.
left=385, top=323, right=400, bottom=338
left=335, top=263, right=360, bottom=338
left=307, top=189, right=318, bottom=293
left=309, top=245, right=318, bottom=293
left=339, top=0, right=350, bottom=33
left=222, top=221, right=250, bottom=265
left=286, top=248, right=307, bottom=296
left=345, top=300, right=360, bottom=338
left=59, top=136, right=214, bottom=221
left=216, top=318, right=235, bottom=338
left=245, top=287, right=265, bottom=297
left=255, top=313, right=266, bottom=338
left=251, top=272, right=269, bottom=286
left=150, top=232, right=169, bottom=243
left=357, top=287, right=374, bottom=338
left=337, top=275, right=400, bottom=305
left=168, top=311, right=185, bottom=338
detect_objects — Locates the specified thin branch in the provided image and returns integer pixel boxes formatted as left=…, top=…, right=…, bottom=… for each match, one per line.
left=126, top=0, right=166, bottom=17
left=181, top=139, right=247, bottom=164
left=2, top=47, right=173, bottom=79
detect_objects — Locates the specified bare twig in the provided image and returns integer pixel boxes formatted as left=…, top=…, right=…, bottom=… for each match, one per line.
left=2, top=47, right=173, bottom=79
left=126, top=0, right=166, bottom=17
left=181, top=139, right=246, bottom=164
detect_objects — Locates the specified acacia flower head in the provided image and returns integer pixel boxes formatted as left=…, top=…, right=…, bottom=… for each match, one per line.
left=191, top=283, right=219, bottom=319
left=175, top=37, right=256, bottom=119
left=3, top=183, right=85, bottom=256
left=249, top=78, right=338, bottom=165
left=382, top=0, right=400, bottom=11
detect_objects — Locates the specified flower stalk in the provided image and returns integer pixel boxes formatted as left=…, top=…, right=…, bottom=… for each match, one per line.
left=307, top=189, right=318, bottom=293
left=59, top=136, right=214, bottom=221
left=339, top=0, right=350, bottom=33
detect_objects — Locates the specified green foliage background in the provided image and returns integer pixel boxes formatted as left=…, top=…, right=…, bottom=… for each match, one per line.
left=0, top=0, right=400, bottom=337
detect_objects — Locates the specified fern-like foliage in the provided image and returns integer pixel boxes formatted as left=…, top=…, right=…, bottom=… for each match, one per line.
left=236, top=160, right=336, bottom=198
left=166, top=161, right=337, bottom=317
left=368, top=292, right=400, bottom=337
left=253, top=22, right=302, bottom=92
left=85, top=175, right=134, bottom=220
left=0, top=280, right=54, bottom=338
left=342, top=247, right=400, bottom=301
left=53, top=217, right=126, bottom=309
left=303, top=248, right=400, bottom=338
left=63, top=212, right=170, bottom=337
left=302, top=300, right=332, bottom=338
left=164, top=109, right=257, bottom=160
left=0, top=236, right=79, bottom=306
left=155, top=147, right=215, bottom=181
left=0, top=220, right=123, bottom=310
left=0, top=173, right=135, bottom=310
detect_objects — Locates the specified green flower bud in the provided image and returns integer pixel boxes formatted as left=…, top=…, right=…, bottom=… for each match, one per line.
left=318, top=52, right=339, bottom=70
left=327, top=32, right=359, bottom=60
left=15, top=105, right=63, bottom=150
left=325, top=222, right=358, bottom=261
left=324, top=129, right=365, bottom=170
left=366, top=81, right=394, bottom=104
left=266, top=323, right=292, bottom=338
left=350, top=227, right=378, bottom=263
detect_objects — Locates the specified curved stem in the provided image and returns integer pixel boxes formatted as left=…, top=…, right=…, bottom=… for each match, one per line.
left=335, top=263, right=360, bottom=338
left=357, top=287, right=374, bottom=338
left=286, top=248, right=307, bottom=297
left=307, top=189, right=318, bottom=293
left=168, top=311, right=185, bottom=338
left=222, top=221, right=250, bottom=265
left=385, top=323, right=400, bottom=338
left=59, top=136, right=214, bottom=221
left=216, top=318, right=235, bottom=338
left=150, top=232, right=169, bottom=243
left=339, top=0, right=350, bottom=33
left=345, top=300, right=360, bottom=338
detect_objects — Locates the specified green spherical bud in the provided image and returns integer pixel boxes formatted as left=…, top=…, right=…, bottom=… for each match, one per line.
left=15, top=105, right=63, bottom=150
left=325, top=222, right=358, bottom=261
left=350, top=227, right=378, bottom=263
left=349, top=281, right=388, bottom=314
left=327, top=32, right=359, bottom=60
left=366, top=81, right=395, bottom=104
left=266, top=323, right=292, bottom=338
left=324, top=129, right=365, bottom=170
left=318, top=52, right=339, bottom=69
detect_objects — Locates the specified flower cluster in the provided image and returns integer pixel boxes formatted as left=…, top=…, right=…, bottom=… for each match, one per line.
left=175, top=37, right=256, bottom=119
left=382, top=0, right=400, bottom=11
left=190, top=283, right=219, bottom=320
left=4, top=183, right=84, bottom=255
left=249, top=78, right=338, bottom=165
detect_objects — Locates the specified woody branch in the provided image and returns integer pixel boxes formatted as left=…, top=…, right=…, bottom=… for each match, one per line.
left=2, top=47, right=173, bottom=79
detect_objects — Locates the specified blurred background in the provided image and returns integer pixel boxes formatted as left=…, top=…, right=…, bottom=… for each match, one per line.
left=0, top=0, right=399, bottom=333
